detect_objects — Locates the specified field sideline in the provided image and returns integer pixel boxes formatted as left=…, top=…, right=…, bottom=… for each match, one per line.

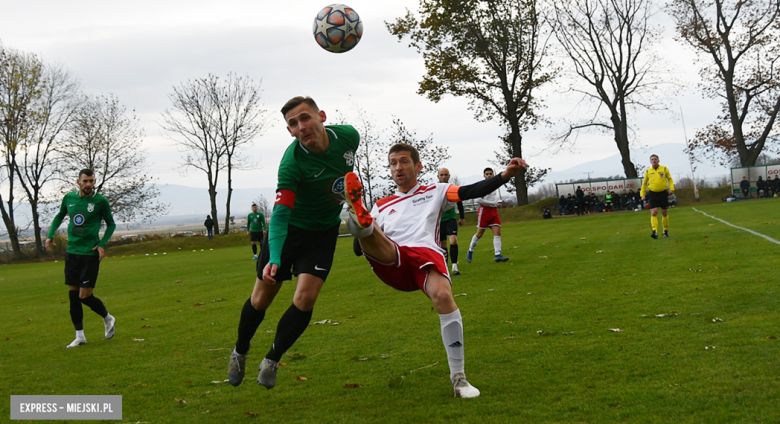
left=1, top=199, right=778, bottom=423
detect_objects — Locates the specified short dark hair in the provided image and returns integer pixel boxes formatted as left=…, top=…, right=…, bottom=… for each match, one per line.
left=252, top=203, right=257, bottom=207
left=484, top=167, right=494, bottom=174
left=650, top=154, right=659, bottom=160
left=281, top=96, right=319, bottom=118
left=388, top=143, right=420, bottom=164
left=79, top=169, right=94, bottom=178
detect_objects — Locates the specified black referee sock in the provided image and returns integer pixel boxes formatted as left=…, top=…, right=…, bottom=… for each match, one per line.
left=266, top=304, right=312, bottom=363
left=80, top=295, right=108, bottom=318
left=236, top=298, right=266, bottom=355
left=450, top=244, right=459, bottom=264
left=443, top=247, right=449, bottom=264
left=252, top=244, right=258, bottom=255
left=69, top=290, right=84, bottom=331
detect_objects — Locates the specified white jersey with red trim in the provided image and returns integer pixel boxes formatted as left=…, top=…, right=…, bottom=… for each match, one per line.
left=371, top=183, right=457, bottom=251
left=475, top=188, right=500, bottom=208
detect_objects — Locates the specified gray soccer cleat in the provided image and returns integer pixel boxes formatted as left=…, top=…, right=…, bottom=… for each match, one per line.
left=257, top=358, right=279, bottom=389
left=228, top=349, right=248, bottom=386
left=452, top=373, right=480, bottom=398
left=66, top=337, right=87, bottom=349
left=494, top=254, right=509, bottom=262
left=104, top=314, right=116, bottom=339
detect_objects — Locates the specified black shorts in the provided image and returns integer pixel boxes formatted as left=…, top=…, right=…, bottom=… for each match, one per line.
left=439, top=219, right=458, bottom=241
left=250, top=231, right=264, bottom=242
left=256, top=224, right=339, bottom=282
left=64, top=253, right=101, bottom=288
left=647, top=190, right=669, bottom=210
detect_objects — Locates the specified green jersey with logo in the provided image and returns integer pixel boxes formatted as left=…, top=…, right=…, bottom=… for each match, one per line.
left=248, top=212, right=266, bottom=232
left=47, top=191, right=116, bottom=256
left=277, top=125, right=359, bottom=230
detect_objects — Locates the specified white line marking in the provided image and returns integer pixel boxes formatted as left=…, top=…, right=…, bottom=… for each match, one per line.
left=693, top=207, right=780, bottom=245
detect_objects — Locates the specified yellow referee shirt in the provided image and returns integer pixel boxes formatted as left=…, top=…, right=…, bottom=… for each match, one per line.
left=640, top=165, right=675, bottom=196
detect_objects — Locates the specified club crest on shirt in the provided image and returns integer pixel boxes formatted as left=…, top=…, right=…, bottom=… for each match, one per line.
left=343, top=151, right=354, bottom=166
left=659, top=173, right=664, bottom=178
left=74, top=214, right=85, bottom=226
left=87, top=203, right=95, bottom=212
left=332, top=176, right=345, bottom=195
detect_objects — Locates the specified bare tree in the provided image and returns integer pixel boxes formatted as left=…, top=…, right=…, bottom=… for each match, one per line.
left=339, top=97, right=386, bottom=209
left=252, top=194, right=271, bottom=217
left=550, top=0, right=666, bottom=178
left=59, top=93, right=167, bottom=223
left=669, top=0, right=780, bottom=166
left=0, top=44, right=41, bottom=258
left=161, top=73, right=269, bottom=235
left=14, top=63, right=80, bottom=256
left=387, top=0, right=554, bottom=205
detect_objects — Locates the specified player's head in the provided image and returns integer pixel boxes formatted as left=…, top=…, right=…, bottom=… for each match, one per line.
left=388, top=143, right=422, bottom=190
left=251, top=203, right=258, bottom=213
left=77, top=169, right=95, bottom=196
left=282, top=96, right=328, bottom=153
left=650, top=154, right=659, bottom=168
left=483, top=167, right=494, bottom=178
left=438, top=167, right=450, bottom=183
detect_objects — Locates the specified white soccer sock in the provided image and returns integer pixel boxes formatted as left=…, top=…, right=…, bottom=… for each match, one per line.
left=347, top=218, right=374, bottom=238
left=469, top=235, right=479, bottom=252
left=493, top=236, right=502, bottom=255
left=76, top=330, right=85, bottom=340
left=439, top=309, right=465, bottom=380
left=452, top=263, right=459, bottom=272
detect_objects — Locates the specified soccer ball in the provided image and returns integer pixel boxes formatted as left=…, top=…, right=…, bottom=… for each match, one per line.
left=313, top=4, right=363, bottom=53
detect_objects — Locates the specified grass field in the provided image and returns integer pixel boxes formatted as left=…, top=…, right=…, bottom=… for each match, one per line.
left=1, top=198, right=779, bottom=423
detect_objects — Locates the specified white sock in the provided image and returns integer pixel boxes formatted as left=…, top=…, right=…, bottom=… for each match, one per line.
left=76, top=330, right=85, bottom=340
left=439, top=309, right=465, bottom=380
left=347, top=218, right=374, bottom=238
left=104, top=313, right=113, bottom=322
left=493, top=236, right=502, bottom=255
left=469, top=235, right=479, bottom=252
left=452, top=263, right=459, bottom=272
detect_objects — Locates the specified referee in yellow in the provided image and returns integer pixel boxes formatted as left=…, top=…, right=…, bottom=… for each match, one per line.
left=640, top=154, right=675, bottom=239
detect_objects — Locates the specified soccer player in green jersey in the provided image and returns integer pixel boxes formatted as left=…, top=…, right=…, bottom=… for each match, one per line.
left=228, top=96, right=359, bottom=389
left=640, top=154, right=675, bottom=239
left=437, top=168, right=465, bottom=275
left=247, top=203, right=266, bottom=260
left=45, top=169, right=117, bottom=349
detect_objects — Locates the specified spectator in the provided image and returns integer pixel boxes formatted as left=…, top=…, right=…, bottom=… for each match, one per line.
left=767, top=176, right=775, bottom=198
left=566, top=193, right=577, bottom=215
left=558, top=195, right=567, bottom=216
left=583, top=192, right=591, bottom=214
left=628, top=189, right=638, bottom=210
left=589, top=192, right=599, bottom=213
left=774, top=176, right=780, bottom=196
left=604, top=191, right=614, bottom=212
left=542, top=207, right=552, bottom=219
left=740, top=176, right=750, bottom=199
left=204, top=215, right=214, bottom=240
left=756, top=176, right=766, bottom=198
left=620, top=191, right=629, bottom=211
left=575, top=186, right=585, bottom=216
left=668, top=192, right=678, bottom=207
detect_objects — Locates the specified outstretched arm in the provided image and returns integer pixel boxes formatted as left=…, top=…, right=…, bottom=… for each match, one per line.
left=453, top=158, right=529, bottom=201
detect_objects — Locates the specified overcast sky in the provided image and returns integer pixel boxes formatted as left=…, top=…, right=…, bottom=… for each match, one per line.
left=0, top=0, right=721, bottom=191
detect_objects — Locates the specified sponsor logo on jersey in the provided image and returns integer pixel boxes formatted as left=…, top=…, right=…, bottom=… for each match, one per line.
left=412, top=194, right=434, bottom=205
left=343, top=151, right=354, bottom=166
left=73, top=214, right=86, bottom=226
left=332, top=176, right=345, bottom=195
left=87, top=203, right=95, bottom=212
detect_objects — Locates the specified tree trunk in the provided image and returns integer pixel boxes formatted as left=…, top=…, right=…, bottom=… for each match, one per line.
left=30, top=199, right=44, bottom=257
left=224, top=165, right=233, bottom=236
left=0, top=199, right=22, bottom=258
left=208, top=186, right=219, bottom=236
left=612, top=105, right=638, bottom=178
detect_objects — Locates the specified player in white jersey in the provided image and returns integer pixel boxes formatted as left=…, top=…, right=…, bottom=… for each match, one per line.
left=467, top=167, right=508, bottom=263
left=344, top=143, right=528, bottom=398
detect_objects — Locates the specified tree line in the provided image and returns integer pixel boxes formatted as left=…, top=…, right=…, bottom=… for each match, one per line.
left=387, top=0, right=779, bottom=205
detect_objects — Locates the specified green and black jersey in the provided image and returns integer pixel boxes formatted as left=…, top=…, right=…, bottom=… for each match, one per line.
left=47, top=191, right=116, bottom=256
left=248, top=212, right=266, bottom=232
left=268, top=125, right=359, bottom=265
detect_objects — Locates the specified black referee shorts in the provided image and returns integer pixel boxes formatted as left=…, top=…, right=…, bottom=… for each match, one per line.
left=64, top=253, right=101, bottom=288
left=256, top=224, right=339, bottom=283
left=439, top=218, right=458, bottom=241
left=647, top=190, right=669, bottom=210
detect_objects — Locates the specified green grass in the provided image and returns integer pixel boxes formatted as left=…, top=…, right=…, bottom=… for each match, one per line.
left=1, top=198, right=779, bottom=423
